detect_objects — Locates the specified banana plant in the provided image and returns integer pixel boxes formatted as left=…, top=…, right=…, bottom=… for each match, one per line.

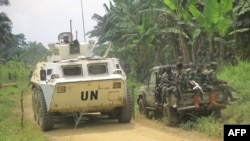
left=189, top=0, right=233, bottom=61
left=163, top=0, right=197, bottom=63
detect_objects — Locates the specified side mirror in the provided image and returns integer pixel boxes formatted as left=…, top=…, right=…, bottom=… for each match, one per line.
left=40, top=70, right=46, bottom=81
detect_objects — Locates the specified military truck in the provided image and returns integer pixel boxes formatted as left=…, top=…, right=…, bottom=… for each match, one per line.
left=137, top=65, right=226, bottom=126
left=30, top=32, right=133, bottom=131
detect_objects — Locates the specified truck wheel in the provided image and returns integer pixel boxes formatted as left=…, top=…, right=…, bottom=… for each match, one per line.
left=37, top=90, right=54, bottom=131
left=117, top=92, right=133, bottom=123
left=32, top=88, right=38, bottom=121
left=167, top=107, right=179, bottom=126
left=212, top=109, right=222, bottom=119
left=138, top=98, right=149, bottom=118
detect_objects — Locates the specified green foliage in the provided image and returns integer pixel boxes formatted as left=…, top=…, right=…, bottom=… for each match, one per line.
left=182, top=116, right=223, bottom=137
left=0, top=61, right=30, bottom=84
left=73, top=114, right=89, bottom=128
left=0, top=116, right=48, bottom=141
left=0, top=61, right=47, bottom=140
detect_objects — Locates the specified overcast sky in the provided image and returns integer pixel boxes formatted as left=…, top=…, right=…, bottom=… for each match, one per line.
left=1, top=0, right=111, bottom=46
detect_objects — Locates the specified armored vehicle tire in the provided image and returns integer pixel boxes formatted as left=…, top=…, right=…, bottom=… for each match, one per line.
left=36, top=89, right=54, bottom=131
left=138, top=98, right=149, bottom=118
left=32, top=88, right=38, bottom=121
left=117, top=92, right=133, bottom=123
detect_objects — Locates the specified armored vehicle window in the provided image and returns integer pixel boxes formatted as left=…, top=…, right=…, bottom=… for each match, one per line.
left=62, top=66, right=82, bottom=76
left=88, top=64, right=107, bottom=75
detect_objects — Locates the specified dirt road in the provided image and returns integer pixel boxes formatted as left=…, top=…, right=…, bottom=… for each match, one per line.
left=24, top=94, right=222, bottom=141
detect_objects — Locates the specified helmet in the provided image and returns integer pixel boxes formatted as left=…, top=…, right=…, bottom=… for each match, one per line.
left=176, top=62, right=183, bottom=69
left=62, top=34, right=69, bottom=39
left=165, top=67, right=172, bottom=74
left=210, top=62, right=218, bottom=66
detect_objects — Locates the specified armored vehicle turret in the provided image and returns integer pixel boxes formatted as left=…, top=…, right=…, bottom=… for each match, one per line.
left=30, top=32, right=133, bottom=131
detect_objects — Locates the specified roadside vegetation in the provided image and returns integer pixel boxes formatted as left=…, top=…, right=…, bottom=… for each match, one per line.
left=0, top=61, right=48, bottom=141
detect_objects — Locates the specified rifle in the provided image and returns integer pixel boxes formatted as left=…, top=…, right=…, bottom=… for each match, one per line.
left=190, top=80, right=203, bottom=92
left=189, top=80, right=204, bottom=100
left=229, top=86, right=240, bottom=93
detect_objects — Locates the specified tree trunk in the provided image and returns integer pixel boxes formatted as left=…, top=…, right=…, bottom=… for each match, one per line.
left=179, top=26, right=190, bottom=63
left=208, top=33, right=213, bottom=62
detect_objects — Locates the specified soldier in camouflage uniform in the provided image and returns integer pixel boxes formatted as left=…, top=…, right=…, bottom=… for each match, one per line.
left=174, top=62, right=188, bottom=107
left=189, top=64, right=203, bottom=84
left=208, top=62, right=238, bottom=104
left=189, top=64, right=211, bottom=108
left=154, top=70, right=163, bottom=105
left=161, top=66, right=175, bottom=106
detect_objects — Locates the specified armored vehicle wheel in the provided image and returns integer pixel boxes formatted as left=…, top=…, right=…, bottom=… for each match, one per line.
left=32, top=88, right=38, bottom=121
left=37, top=90, right=54, bottom=131
left=167, top=107, right=179, bottom=126
left=138, top=98, right=149, bottom=118
left=117, top=92, right=133, bottom=123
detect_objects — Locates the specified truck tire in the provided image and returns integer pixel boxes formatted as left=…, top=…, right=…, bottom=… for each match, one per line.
left=117, top=92, right=133, bottom=123
left=212, top=109, right=222, bottom=119
left=167, top=107, right=179, bottom=126
left=37, top=90, right=54, bottom=131
left=138, top=98, right=149, bottom=118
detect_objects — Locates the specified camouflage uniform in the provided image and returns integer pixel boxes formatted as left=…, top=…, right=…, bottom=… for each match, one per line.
left=161, top=67, right=175, bottom=105
left=155, top=72, right=163, bottom=105
left=208, top=62, right=238, bottom=104
left=191, top=65, right=215, bottom=95
left=175, top=63, right=188, bottom=99
left=190, top=68, right=202, bottom=84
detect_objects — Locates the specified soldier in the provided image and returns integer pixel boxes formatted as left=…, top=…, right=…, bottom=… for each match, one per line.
left=154, top=71, right=162, bottom=106
left=203, top=64, right=211, bottom=73
left=186, top=63, right=196, bottom=81
left=188, top=64, right=205, bottom=108
left=62, top=34, right=69, bottom=43
left=208, top=62, right=238, bottom=104
left=174, top=62, right=188, bottom=107
left=190, top=64, right=203, bottom=84
left=161, top=66, right=175, bottom=106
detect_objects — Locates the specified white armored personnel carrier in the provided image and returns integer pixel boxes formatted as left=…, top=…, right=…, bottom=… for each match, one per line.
left=30, top=32, right=133, bottom=131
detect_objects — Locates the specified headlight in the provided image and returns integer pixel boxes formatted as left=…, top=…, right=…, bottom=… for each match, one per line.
left=57, top=86, right=66, bottom=93
left=113, top=82, right=121, bottom=89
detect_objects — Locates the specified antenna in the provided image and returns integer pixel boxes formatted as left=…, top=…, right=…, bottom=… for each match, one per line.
left=76, top=31, right=78, bottom=39
left=70, top=19, right=72, bottom=33
left=81, top=0, right=86, bottom=42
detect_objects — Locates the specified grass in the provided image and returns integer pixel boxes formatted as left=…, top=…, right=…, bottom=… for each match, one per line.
left=0, top=88, right=48, bottom=141
left=0, top=61, right=47, bottom=141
